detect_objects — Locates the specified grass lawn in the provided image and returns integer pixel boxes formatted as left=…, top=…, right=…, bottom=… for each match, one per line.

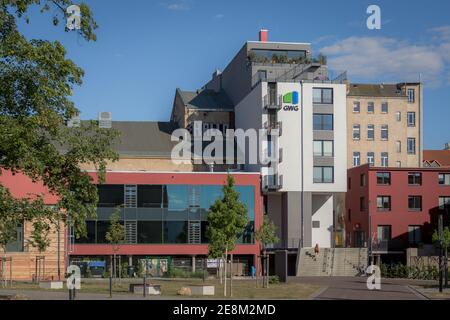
left=2, top=278, right=320, bottom=299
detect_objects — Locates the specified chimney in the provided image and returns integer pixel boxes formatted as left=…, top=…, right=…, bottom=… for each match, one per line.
left=259, top=29, right=268, bottom=42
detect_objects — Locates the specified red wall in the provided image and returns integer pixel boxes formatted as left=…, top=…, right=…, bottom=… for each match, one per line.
left=346, top=165, right=450, bottom=248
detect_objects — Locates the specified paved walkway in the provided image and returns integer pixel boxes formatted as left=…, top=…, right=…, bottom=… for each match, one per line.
left=290, top=276, right=434, bottom=300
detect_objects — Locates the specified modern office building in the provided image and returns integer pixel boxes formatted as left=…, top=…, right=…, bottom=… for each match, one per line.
left=347, top=83, right=423, bottom=169
left=345, top=164, right=450, bottom=262
left=170, top=30, right=348, bottom=275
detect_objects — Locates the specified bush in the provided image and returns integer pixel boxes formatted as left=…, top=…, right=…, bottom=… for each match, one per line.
left=103, top=271, right=110, bottom=278
left=269, top=275, right=280, bottom=284
left=380, top=263, right=439, bottom=280
left=168, top=268, right=204, bottom=279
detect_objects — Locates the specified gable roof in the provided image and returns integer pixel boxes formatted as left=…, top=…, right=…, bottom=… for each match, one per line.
left=177, top=88, right=234, bottom=111
left=423, top=150, right=450, bottom=167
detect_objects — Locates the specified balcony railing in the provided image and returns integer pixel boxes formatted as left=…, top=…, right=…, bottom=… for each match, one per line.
left=263, top=94, right=282, bottom=110
left=262, top=174, right=283, bottom=192
left=263, top=121, right=282, bottom=136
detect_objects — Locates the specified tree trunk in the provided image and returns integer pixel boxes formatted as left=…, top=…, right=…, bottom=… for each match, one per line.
left=230, top=254, right=233, bottom=297
left=445, top=247, right=449, bottom=288
left=224, top=249, right=228, bottom=297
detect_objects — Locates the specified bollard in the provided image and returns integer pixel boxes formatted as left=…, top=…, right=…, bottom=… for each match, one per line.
left=109, top=275, right=113, bottom=298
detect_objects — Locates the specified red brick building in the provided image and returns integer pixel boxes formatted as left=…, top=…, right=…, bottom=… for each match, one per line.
left=345, top=164, right=450, bottom=260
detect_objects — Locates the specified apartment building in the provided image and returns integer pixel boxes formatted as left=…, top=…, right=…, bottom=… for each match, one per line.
left=346, top=164, right=450, bottom=262
left=347, top=83, right=423, bottom=168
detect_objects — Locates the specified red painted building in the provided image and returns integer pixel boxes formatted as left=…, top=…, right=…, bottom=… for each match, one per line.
left=0, top=170, right=262, bottom=278
left=345, top=164, right=450, bottom=258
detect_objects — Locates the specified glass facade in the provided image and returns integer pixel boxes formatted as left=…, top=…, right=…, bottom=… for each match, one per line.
left=76, top=184, right=256, bottom=245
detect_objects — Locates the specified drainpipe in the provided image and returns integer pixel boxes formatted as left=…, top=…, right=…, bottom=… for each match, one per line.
left=300, top=81, right=304, bottom=249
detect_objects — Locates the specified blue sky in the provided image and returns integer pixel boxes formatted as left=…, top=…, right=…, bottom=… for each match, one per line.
left=15, top=0, right=450, bottom=149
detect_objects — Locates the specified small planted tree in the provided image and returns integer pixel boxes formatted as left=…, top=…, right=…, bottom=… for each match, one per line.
left=207, top=174, right=248, bottom=297
left=105, top=207, right=125, bottom=282
left=255, top=216, right=279, bottom=288
left=432, top=227, right=450, bottom=287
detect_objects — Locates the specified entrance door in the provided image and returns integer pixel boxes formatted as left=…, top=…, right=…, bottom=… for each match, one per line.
left=354, top=231, right=366, bottom=248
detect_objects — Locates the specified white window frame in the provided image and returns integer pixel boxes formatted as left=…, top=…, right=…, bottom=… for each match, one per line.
left=353, top=124, right=361, bottom=140
left=381, top=125, right=389, bottom=141
left=367, top=124, right=375, bottom=140
left=367, top=152, right=375, bottom=166
left=353, top=152, right=361, bottom=167
left=407, top=138, right=416, bottom=155
left=353, top=101, right=360, bottom=113
left=407, top=112, right=416, bottom=127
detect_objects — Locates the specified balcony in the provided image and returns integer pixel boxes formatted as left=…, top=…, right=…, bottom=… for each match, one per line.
left=263, top=121, right=282, bottom=136
left=262, top=174, right=283, bottom=192
left=263, top=94, right=282, bottom=111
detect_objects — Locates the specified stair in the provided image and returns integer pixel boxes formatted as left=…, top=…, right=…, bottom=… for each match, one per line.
left=297, top=248, right=368, bottom=277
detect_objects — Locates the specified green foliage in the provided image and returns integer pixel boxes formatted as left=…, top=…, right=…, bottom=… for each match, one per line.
left=255, top=216, right=279, bottom=249
left=380, top=263, right=439, bottom=280
left=105, top=207, right=125, bottom=252
left=432, top=227, right=450, bottom=249
left=269, top=275, right=280, bottom=284
left=168, top=268, right=204, bottom=279
left=0, top=0, right=119, bottom=249
left=206, top=174, right=248, bottom=258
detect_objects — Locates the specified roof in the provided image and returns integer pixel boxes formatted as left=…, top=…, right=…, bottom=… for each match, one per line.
left=348, top=83, right=406, bottom=97
left=423, top=150, right=450, bottom=167
left=178, top=88, right=234, bottom=111
left=99, top=121, right=179, bottom=157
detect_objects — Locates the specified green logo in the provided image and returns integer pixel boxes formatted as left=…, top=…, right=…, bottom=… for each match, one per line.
left=283, top=91, right=299, bottom=104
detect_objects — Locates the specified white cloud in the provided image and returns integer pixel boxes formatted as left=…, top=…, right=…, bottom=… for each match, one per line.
left=162, top=1, right=190, bottom=11
left=320, top=32, right=450, bottom=87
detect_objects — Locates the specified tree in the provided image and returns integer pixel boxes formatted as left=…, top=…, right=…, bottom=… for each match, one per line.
left=105, top=207, right=125, bottom=281
left=1, top=0, right=119, bottom=252
left=432, top=227, right=450, bottom=287
left=206, top=174, right=248, bottom=297
left=255, top=216, right=279, bottom=288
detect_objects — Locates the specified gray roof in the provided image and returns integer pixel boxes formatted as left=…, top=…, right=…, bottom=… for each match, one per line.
left=348, top=83, right=406, bottom=97
left=109, top=121, right=178, bottom=157
left=178, top=88, right=234, bottom=111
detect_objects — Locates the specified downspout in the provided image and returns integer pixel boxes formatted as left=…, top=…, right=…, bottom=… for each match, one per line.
left=300, top=81, right=304, bottom=249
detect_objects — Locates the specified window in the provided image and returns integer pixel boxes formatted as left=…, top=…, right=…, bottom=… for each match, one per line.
left=407, top=112, right=416, bottom=127
left=408, top=172, right=422, bottom=185
left=353, top=152, right=361, bottom=167
left=396, top=161, right=402, bottom=168
left=377, top=196, right=391, bottom=211
left=407, top=89, right=415, bottom=103
left=381, top=102, right=389, bottom=113
left=396, top=141, right=401, bottom=153
left=313, top=166, right=334, bottom=183
left=352, top=124, right=360, bottom=140
left=377, top=172, right=391, bottom=185
left=439, top=197, right=450, bottom=211
left=381, top=152, right=389, bottom=167
left=367, top=124, right=375, bottom=140
left=360, top=197, right=366, bottom=211
left=97, top=185, right=124, bottom=207
left=313, top=88, right=333, bottom=104
left=367, top=152, right=375, bottom=166
left=353, top=101, right=360, bottom=113
left=381, top=125, right=389, bottom=140
left=5, top=224, right=24, bottom=252
left=396, top=111, right=401, bottom=122
left=377, top=225, right=392, bottom=241
left=360, top=174, right=366, bottom=187
left=408, top=196, right=422, bottom=211
left=313, top=114, right=333, bottom=130
left=439, top=173, right=450, bottom=185
left=407, top=138, right=416, bottom=155
left=367, top=102, right=374, bottom=113
left=312, top=221, right=320, bottom=228
left=138, top=221, right=163, bottom=244
left=408, top=226, right=421, bottom=244
left=313, top=140, right=333, bottom=157
left=138, top=185, right=163, bottom=208
left=348, top=177, right=352, bottom=190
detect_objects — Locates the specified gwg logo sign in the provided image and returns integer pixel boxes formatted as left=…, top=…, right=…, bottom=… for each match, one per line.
left=282, top=91, right=300, bottom=111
